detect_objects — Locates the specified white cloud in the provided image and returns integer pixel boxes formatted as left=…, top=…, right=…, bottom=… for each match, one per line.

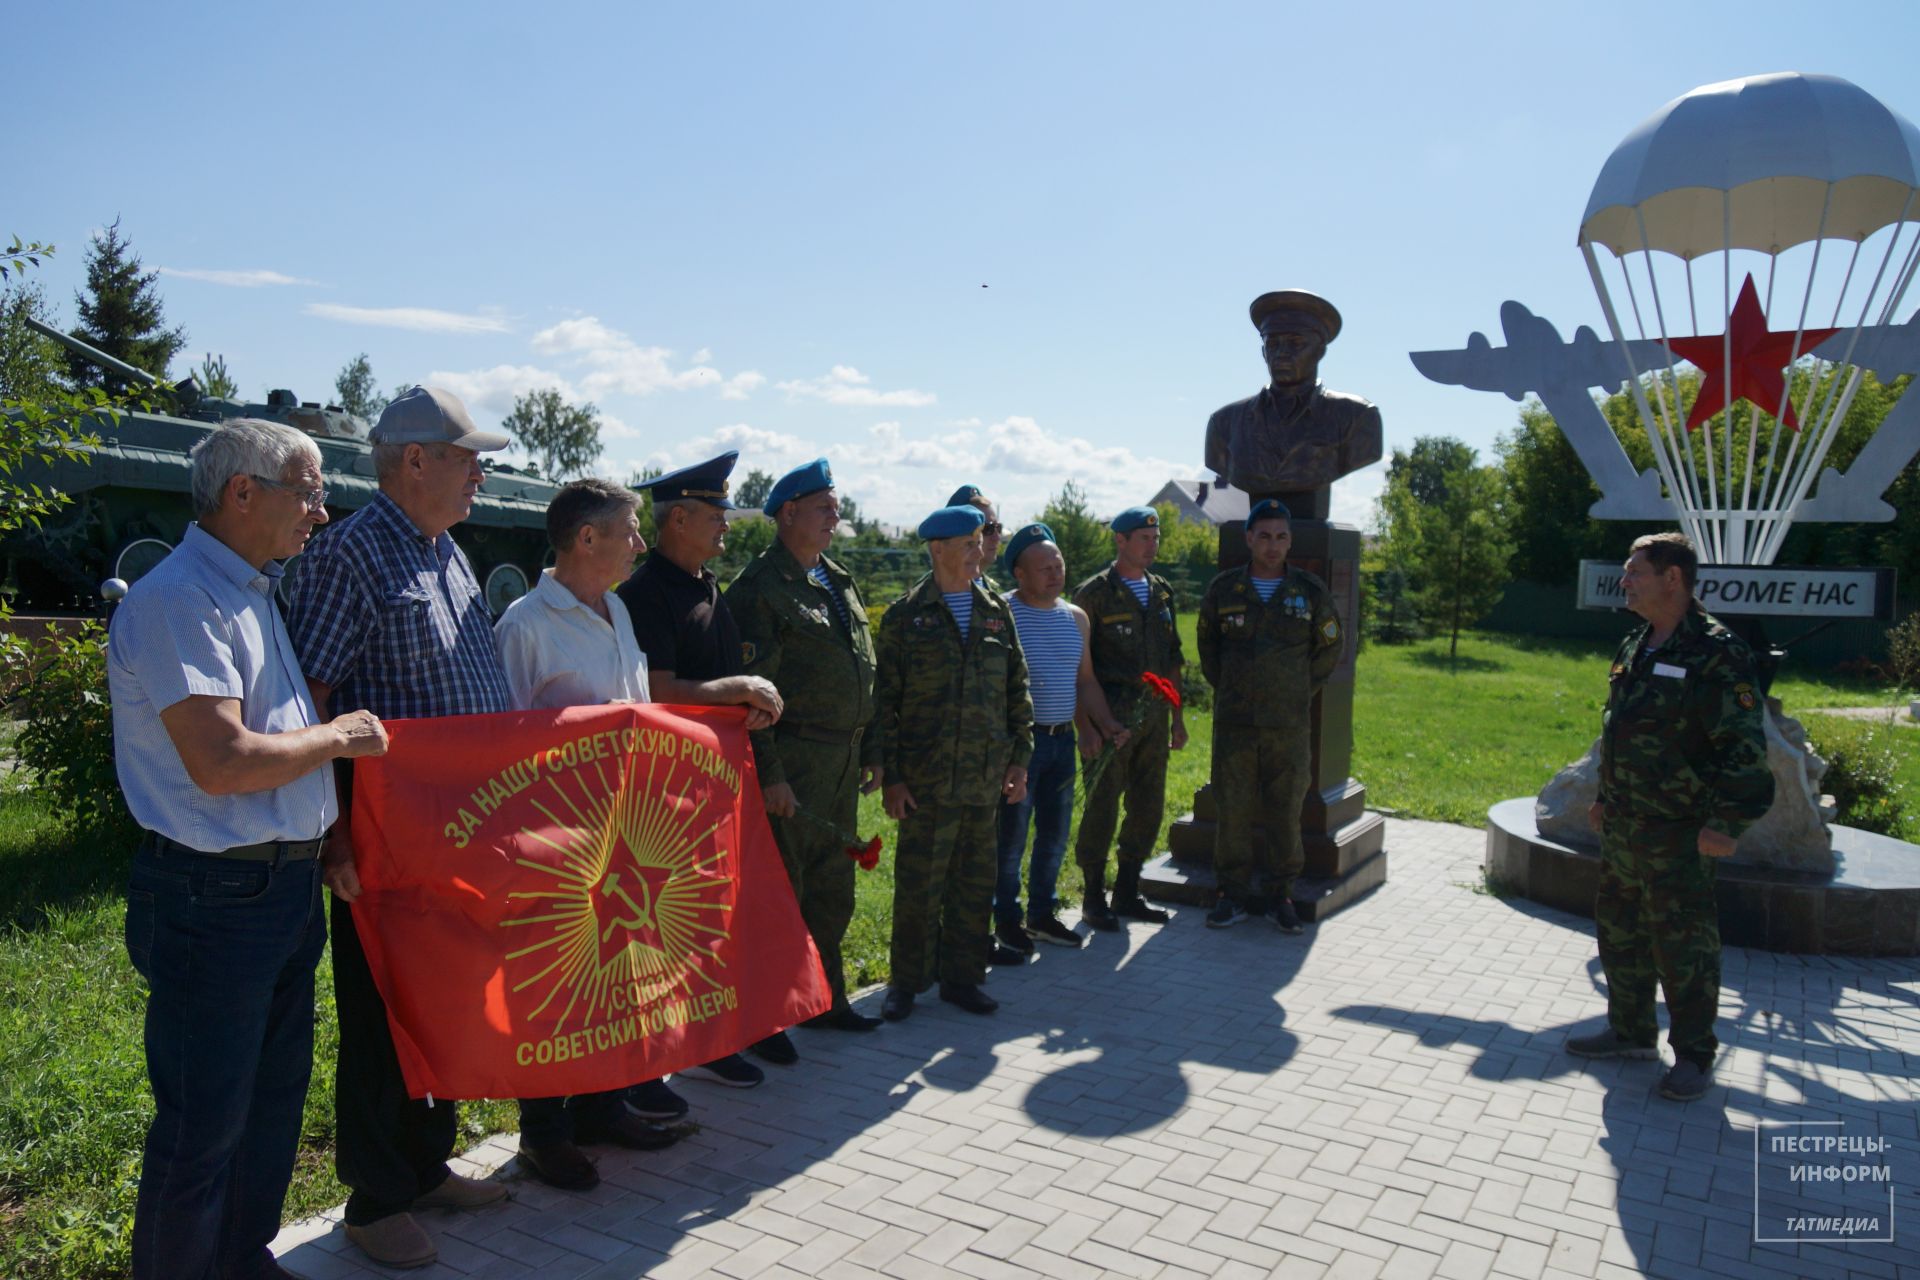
left=424, top=364, right=579, bottom=417
left=719, top=371, right=766, bottom=401
left=690, top=348, right=713, bottom=365
left=160, top=266, right=319, bottom=288
left=1329, top=460, right=1388, bottom=529
left=307, top=303, right=511, bottom=334
left=776, top=365, right=936, bottom=408
left=530, top=316, right=732, bottom=397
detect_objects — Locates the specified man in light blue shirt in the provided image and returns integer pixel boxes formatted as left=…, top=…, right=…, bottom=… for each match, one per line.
left=108, top=419, right=389, bottom=1280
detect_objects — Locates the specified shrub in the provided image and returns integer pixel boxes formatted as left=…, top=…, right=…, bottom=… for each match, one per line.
left=0, top=621, right=130, bottom=839
left=1885, top=612, right=1920, bottom=692
left=1179, top=661, right=1213, bottom=713
left=1805, top=715, right=1909, bottom=837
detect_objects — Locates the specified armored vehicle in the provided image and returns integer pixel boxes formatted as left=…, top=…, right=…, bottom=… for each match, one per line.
left=8, top=319, right=559, bottom=614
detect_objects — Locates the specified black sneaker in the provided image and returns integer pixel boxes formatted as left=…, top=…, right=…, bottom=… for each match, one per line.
left=1268, top=898, right=1304, bottom=934
left=938, top=982, right=999, bottom=1014
left=1206, top=897, right=1246, bottom=929
left=626, top=1078, right=690, bottom=1119
left=802, top=1006, right=883, bottom=1032
left=995, top=922, right=1036, bottom=956
left=751, top=1030, right=798, bottom=1065
left=517, top=1139, right=599, bottom=1191
left=1081, top=893, right=1120, bottom=933
left=676, top=1053, right=764, bottom=1088
left=1659, top=1058, right=1715, bottom=1101
left=990, top=943, right=1028, bottom=966
left=1027, top=916, right=1085, bottom=948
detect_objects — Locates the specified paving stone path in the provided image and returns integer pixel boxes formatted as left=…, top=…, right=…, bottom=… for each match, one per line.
left=273, top=817, right=1920, bottom=1279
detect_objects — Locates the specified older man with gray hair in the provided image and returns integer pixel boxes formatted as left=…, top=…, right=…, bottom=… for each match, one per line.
left=109, top=419, right=389, bottom=1280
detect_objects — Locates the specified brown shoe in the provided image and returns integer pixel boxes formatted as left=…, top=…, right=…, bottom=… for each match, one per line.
left=517, top=1139, right=600, bottom=1190
left=345, top=1213, right=436, bottom=1269
left=413, top=1170, right=509, bottom=1210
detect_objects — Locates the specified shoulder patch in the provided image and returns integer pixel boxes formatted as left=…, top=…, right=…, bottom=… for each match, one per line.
left=741, top=640, right=757, bottom=664
left=1321, top=617, right=1340, bottom=641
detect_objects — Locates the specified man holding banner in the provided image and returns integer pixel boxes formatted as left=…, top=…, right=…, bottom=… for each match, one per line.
left=493, top=478, right=683, bottom=1191
left=288, top=386, right=520, bottom=1270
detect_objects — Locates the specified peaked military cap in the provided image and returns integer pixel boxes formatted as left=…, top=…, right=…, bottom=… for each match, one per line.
left=918, top=504, right=986, bottom=541
left=1249, top=290, right=1342, bottom=343
left=1002, top=521, right=1056, bottom=576
left=1247, top=497, right=1292, bottom=526
left=640, top=451, right=738, bottom=508
left=765, top=457, right=833, bottom=514
left=947, top=484, right=985, bottom=507
left=1110, top=506, right=1159, bottom=534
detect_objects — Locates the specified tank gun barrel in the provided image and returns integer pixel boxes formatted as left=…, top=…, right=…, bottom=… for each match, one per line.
left=26, top=316, right=160, bottom=387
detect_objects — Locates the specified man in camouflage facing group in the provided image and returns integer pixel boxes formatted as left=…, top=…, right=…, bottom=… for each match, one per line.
left=875, top=503, right=1034, bottom=1021
left=1072, top=507, right=1188, bottom=931
left=728, top=459, right=885, bottom=1034
left=1195, top=499, right=1341, bottom=933
left=1568, top=532, right=1773, bottom=1102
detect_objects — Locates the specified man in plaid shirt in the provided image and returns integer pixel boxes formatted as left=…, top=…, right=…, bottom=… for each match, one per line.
left=287, top=386, right=518, bottom=1270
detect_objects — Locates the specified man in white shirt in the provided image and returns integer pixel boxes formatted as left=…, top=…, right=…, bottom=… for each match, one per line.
left=492, top=477, right=679, bottom=1191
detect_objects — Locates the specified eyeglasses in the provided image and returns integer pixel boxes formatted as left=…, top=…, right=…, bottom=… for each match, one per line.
left=251, top=475, right=329, bottom=509
left=980, top=522, right=1004, bottom=536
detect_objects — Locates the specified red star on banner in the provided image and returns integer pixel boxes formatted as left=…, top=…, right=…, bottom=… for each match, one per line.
left=1664, top=275, right=1837, bottom=431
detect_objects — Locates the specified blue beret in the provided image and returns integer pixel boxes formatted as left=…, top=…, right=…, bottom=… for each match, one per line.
left=1110, top=506, right=1160, bottom=534
left=765, top=457, right=833, bottom=513
left=639, top=451, right=738, bottom=508
left=1002, top=522, right=1056, bottom=576
left=947, top=484, right=985, bottom=507
left=1247, top=498, right=1292, bottom=525
left=917, top=504, right=986, bottom=541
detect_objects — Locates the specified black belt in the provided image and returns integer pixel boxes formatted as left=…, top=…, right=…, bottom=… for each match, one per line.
left=1035, top=722, right=1075, bottom=736
left=776, top=722, right=865, bottom=746
left=147, top=831, right=326, bottom=863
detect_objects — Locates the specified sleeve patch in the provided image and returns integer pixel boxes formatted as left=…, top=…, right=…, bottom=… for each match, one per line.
left=1321, top=618, right=1340, bottom=641
left=741, top=641, right=757, bottom=664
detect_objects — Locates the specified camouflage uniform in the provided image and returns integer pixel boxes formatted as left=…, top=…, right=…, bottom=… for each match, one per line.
left=1071, top=565, right=1184, bottom=898
left=1596, top=603, right=1773, bottom=1066
left=725, top=541, right=880, bottom=1011
left=876, top=574, right=1034, bottom=991
left=1196, top=566, right=1341, bottom=903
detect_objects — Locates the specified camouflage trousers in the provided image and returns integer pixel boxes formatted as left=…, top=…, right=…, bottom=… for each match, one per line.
left=890, top=802, right=997, bottom=991
left=1211, top=722, right=1311, bottom=904
left=767, top=733, right=862, bottom=1010
left=1074, top=703, right=1170, bottom=890
left=1596, top=816, right=1721, bottom=1065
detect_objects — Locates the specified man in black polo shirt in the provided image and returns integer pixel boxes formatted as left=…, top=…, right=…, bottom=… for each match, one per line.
left=616, top=452, right=790, bottom=1080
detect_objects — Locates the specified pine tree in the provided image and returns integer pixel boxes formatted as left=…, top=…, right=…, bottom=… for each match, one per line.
left=69, top=218, right=186, bottom=392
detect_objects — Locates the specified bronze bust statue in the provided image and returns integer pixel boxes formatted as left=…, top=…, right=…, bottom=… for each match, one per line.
left=1204, top=290, right=1383, bottom=507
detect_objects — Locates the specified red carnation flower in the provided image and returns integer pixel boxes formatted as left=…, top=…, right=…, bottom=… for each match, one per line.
left=846, top=836, right=883, bottom=871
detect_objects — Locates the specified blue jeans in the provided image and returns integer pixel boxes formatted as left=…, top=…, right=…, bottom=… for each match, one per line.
left=124, top=838, right=327, bottom=1280
left=995, top=728, right=1076, bottom=928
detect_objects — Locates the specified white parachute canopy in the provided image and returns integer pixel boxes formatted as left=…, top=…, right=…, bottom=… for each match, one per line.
left=1578, top=72, right=1920, bottom=565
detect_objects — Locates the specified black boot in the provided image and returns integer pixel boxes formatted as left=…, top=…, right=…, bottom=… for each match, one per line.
left=1110, top=864, right=1170, bottom=924
left=1081, top=885, right=1120, bottom=933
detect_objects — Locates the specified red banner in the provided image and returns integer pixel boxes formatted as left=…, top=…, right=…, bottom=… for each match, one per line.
left=349, top=703, right=829, bottom=1100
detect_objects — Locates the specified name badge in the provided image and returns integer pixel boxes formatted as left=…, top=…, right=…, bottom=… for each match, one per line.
left=1653, top=662, right=1687, bottom=679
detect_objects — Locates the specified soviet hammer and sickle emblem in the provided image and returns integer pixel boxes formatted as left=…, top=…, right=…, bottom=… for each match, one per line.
left=598, top=869, right=657, bottom=942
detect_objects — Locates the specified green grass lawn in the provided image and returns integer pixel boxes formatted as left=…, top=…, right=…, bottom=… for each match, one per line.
left=3, top=629, right=1914, bottom=1277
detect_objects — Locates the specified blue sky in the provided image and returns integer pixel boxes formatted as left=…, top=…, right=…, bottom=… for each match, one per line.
left=8, top=1, right=1916, bottom=528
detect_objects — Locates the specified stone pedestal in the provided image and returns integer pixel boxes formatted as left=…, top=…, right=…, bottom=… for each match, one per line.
left=1139, top=515, right=1388, bottom=921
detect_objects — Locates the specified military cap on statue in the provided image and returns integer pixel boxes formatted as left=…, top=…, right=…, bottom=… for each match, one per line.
left=765, top=458, right=834, bottom=514
left=1247, top=498, right=1293, bottom=525
left=947, top=484, right=985, bottom=507
left=1249, top=290, right=1343, bottom=343
left=1109, top=506, right=1160, bottom=534
left=638, top=451, right=739, bottom=508
left=917, top=505, right=986, bottom=541
left=1001, top=522, right=1055, bottom=576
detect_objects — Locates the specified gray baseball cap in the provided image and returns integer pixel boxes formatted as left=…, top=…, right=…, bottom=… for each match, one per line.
left=370, top=385, right=509, bottom=450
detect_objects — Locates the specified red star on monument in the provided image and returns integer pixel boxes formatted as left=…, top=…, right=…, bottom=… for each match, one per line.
left=1664, top=274, right=1837, bottom=431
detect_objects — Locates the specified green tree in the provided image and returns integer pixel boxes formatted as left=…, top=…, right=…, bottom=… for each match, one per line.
left=735, top=468, right=775, bottom=511
left=1378, top=437, right=1512, bottom=667
left=1038, top=480, right=1112, bottom=584
left=500, top=387, right=602, bottom=479
left=0, top=281, right=67, bottom=404
left=334, top=352, right=384, bottom=421
left=194, top=352, right=239, bottom=399
left=1151, top=502, right=1218, bottom=571
left=68, top=218, right=186, bottom=392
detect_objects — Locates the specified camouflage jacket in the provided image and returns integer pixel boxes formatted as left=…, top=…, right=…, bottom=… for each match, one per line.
left=1598, top=604, right=1774, bottom=838
left=875, top=572, right=1034, bottom=805
left=1071, top=564, right=1184, bottom=721
left=725, top=541, right=880, bottom=788
left=1196, top=566, right=1340, bottom=728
